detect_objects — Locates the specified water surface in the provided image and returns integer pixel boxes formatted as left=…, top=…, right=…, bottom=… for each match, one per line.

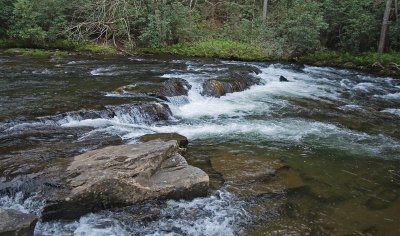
left=0, top=54, right=399, bottom=235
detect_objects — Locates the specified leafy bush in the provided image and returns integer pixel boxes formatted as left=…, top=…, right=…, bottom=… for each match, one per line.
left=144, top=39, right=268, bottom=61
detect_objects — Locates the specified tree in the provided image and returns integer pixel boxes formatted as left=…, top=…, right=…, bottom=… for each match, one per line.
left=262, top=0, right=268, bottom=21
left=378, top=0, right=394, bottom=53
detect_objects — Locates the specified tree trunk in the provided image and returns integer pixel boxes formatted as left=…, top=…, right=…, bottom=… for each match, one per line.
left=262, top=0, right=268, bottom=21
left=378, top=0, right=393, bottom=53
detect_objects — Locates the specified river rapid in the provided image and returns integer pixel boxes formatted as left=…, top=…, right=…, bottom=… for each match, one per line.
left=0, top=54, right=399, bottom=235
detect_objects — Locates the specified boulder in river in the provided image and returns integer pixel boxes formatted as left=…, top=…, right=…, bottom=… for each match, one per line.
left=139, top=133, right=189, bottom=148
left=279, top=76, right=289, bottom=82
left=115, top=78, right=191, bottom=101
left=0, top=208, right=38, bottom=236
left=42, top=140, right=209, bottom=221
left=201, top=73, right=260, bottom=97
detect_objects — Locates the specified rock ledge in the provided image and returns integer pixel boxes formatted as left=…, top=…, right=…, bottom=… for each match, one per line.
left=42, top=140, right=209, bottom=221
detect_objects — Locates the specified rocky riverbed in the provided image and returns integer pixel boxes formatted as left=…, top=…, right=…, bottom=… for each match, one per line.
left=0, top=54, right=399, bottom=235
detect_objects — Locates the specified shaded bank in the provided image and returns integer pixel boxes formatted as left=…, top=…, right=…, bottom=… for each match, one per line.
left=2, top=39, right=399, bottom=78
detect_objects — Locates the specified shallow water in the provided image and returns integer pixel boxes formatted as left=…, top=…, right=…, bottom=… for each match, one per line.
left=0, top=54, right=399, bottom=235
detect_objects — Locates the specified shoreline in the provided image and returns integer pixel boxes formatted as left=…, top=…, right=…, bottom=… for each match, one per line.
left=1, top=45, right=399, bottom=79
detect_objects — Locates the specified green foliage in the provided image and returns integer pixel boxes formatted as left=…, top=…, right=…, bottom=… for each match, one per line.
left=0, top=0, right=14, bottom=37
left=3, top=48, right=68, bottom=57
left=7, top=0, right=68, bottom=46
left=73, top=42, right=117, bottom=55
left=8, top=0, right=46, bottom=45
left=389, top=20, right=400, bottom=51
left=302, top=50, right=400, bottom=66
left=270, top=0, right=327, bottom=57
left=0, top=0, right=399, bottom=60
left=321, top=0, right=385, bottom=52
left=144, top=39, right=268, bottom=61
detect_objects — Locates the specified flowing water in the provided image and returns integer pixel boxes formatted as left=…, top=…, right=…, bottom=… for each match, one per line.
left=0, top=54, right=400, bottom=235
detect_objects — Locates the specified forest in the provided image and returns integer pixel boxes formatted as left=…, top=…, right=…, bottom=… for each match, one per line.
left=0, top=0, right=399, bottom=59
left=1, top=1, right=400, bottom=236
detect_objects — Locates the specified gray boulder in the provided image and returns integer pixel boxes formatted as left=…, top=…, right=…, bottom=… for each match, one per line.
left=0, top=209, right=38, bottom=236
left=42, top=140, right=209, bottom=221
left=115, top=78, right=191, bottom=101
left=139, top=133, right=189, bottom=148
left=201, top=73, right=260, bottom=97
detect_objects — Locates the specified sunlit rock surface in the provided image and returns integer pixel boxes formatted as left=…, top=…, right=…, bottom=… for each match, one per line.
left=42, top=140, right=209, bottom=221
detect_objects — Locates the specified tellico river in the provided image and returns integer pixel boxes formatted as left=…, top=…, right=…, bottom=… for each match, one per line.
left=0, top=55, right=399, bottom=235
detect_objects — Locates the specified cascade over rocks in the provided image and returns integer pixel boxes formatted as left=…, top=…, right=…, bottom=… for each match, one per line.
left=41, top=140, right=209, bottom=221
left=201, top=73, right=261, bottom=97
left=0, top=208, right=38, bottom=236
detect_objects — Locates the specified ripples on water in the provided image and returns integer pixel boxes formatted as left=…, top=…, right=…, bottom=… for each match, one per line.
left=0, top=55, right=399, bottom=235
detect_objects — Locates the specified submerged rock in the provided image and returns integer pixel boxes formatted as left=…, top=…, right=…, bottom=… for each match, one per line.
left=210, top=152, right=304, bottom=198
left=0, top=208, right=38, bottom=236
left=279, top=75, right=289, bottom=82
left=115, top=78, right=191, bottom=101
left=139, top=133, right=189, bottom=148
left=157, top=78, right=192, bottom=97
left=42, top=140, right=209, bottom=221
left=201, top=73, right=260, bottom=97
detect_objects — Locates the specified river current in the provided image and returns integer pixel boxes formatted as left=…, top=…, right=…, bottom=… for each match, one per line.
left=0, top=55, right=399, bottom=235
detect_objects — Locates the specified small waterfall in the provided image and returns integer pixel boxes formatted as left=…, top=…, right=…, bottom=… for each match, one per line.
left=1, top=103, right=173, bottom=135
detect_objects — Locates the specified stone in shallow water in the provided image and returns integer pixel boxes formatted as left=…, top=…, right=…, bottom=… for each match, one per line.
left=210, top=152, right=304, bottom=198
left=139, top=133, right=189, bottom=148
left=201, top=73, right=260, bottom=97
left=0, top=208, right=38, bottom=236
left=41, top=140, right=209, bottom=221
left=114, top=78, right=191, bottom=101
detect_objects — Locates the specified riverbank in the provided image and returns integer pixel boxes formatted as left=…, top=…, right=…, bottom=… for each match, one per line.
left=143, top=40, right=400, bottom=78
left=0, top=39, right=118, bottom=57
left=1, top=39, right=399, bottom=78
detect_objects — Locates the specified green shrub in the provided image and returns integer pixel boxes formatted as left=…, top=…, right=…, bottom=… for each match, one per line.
left=144, top=39, right=268, bottom=61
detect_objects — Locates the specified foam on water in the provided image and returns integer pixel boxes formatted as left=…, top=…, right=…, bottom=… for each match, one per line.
left=67, top=60, right=98, bottom=65
left=338, top=104, right=364, bottom=111
left=51, top=63, right=400, bottom=158
left=90, top=66, right=129, bottom=76
left=2, top=60, right=400, bottom=235
left=35, top=190, right=247, bottom=236
left=381, top=108, right=400, bottom=116
left=0, top=192, right=44, bottom=215
left=374, top=92, right=400, bottom=100
left=32, top=69, right=54, bottom=75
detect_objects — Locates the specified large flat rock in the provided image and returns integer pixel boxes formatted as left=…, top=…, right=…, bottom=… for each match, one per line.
left=201, top=73, right=260, bottom=97
left=0, top=208, right=38, bottom=236
left=42, top=140, right=209, bottom=221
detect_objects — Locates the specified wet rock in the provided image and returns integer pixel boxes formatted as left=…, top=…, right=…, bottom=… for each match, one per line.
left=0, top=208, right=38, bottom=236
left=229, top=65, right=262, bottom=75
left=47, top=103, right=172, bottom=124
left=0, top=126, right=122, bottom=180
left=115, top=79, right=191, bottom=100
left=157, top=78, right=192, bottom=97
left=210, top=152, right=304, bottom=198
left=139, top=133, right=189, bottom=148
left=365, top=189, right=398, bottom=210
left=201, top=73, right=260, bottom=97
left=279, top=76, right=289, bottom=82
left=41, top=140, right=209, bottom=221
left=115, top=83, right=162, bottom=95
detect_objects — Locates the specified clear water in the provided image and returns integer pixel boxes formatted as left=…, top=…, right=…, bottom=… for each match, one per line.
left=0, top=54, right=399, bottom=235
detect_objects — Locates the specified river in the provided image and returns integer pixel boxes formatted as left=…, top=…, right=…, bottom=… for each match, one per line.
left=0, top=54, right=399, bottom=235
